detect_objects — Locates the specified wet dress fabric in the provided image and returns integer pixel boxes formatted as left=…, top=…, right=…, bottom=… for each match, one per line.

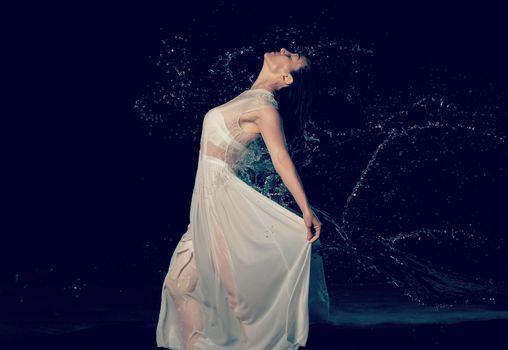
left=156, top=89, right=330, bottom=349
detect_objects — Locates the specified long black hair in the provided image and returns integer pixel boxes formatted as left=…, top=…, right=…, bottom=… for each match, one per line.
left=272, top=55, right=318, bottom=157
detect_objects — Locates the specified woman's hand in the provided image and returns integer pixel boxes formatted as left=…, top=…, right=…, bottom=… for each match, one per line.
left=303, top=209, right=322, bottom=244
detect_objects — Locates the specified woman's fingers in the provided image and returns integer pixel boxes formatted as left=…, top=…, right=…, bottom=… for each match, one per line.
left=303, top=211, right=322, bottom=243
left=306, top=224, right=313, bottom=241
left=308, top=224, right=321, bottom=244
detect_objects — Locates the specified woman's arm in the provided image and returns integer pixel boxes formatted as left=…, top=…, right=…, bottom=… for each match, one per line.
left=254, top=106, right=322, bottom=243
left=254, top=107, right=311, bottom=215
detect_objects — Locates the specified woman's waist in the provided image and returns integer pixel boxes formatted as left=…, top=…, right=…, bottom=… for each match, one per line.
left=202, top=154, right=231, bottom=167
left=198, top=150, right=238, bottom=170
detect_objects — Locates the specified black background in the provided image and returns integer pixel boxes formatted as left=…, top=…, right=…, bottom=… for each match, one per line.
left=4, top=0, right=508, bottom=286
left=3, top=2, right=508, bottom=349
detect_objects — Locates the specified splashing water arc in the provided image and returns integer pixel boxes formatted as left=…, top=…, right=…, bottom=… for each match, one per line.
left=134, top=25, right=508, bottom=317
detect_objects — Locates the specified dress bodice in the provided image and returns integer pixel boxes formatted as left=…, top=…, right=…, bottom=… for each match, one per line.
left=199, top=88, right=279, bottom=171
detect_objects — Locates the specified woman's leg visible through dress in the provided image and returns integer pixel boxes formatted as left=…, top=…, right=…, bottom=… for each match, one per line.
left=165, top=239, right=205, bottom=350
left=212, top=216, right=251, bottom=346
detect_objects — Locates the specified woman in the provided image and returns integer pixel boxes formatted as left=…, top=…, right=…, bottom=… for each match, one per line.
left=156, top=47, right=329, bottom=350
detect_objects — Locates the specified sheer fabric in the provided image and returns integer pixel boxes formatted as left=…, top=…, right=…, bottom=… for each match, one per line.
left=156, top=89, right=330, bottom=349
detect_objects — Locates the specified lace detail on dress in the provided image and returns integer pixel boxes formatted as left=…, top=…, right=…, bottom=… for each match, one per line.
left=249, top=90, right=279, bottom=110
left=228, top=90, right=278, bottom=143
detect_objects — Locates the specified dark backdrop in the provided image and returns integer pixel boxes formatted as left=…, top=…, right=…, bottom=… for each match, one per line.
left=4, top=0, right=508, bottom=304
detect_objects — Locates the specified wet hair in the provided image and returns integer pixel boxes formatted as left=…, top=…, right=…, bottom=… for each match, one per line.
left=273, top=55, right=318, bottom=156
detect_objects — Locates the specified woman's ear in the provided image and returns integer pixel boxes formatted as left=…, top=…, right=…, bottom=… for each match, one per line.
left=281, top=72, right=293, bottom=86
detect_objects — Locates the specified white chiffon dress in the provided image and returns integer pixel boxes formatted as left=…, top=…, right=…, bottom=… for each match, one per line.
left=156, top=88, right=330, bottom=350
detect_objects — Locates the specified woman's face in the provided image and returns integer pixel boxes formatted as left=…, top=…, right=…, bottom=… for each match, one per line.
left=264, top=47, right=308, bottom=75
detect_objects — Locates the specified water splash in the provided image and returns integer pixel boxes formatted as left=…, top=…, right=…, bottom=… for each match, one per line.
left=134, top=23, right=508, bottom=308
